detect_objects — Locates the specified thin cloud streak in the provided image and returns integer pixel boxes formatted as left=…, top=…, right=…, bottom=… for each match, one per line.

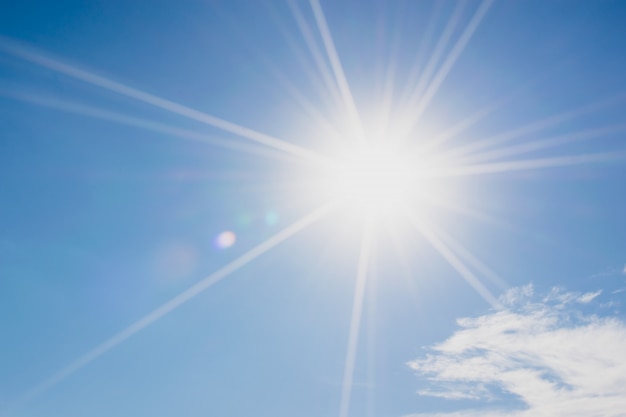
left=4, top=202, right=338, bottom=413
left=407, top=284, right=626, bottom=417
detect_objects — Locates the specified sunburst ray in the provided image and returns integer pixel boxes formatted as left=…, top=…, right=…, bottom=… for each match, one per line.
left=405, top=210, right=498, bottom=306
left=402, top=0, right=495, bottom=139
left=441, top=151, right=626, bottom=177
left=309, top=0, right=364, bottom=143
left=339, top=222, right=373, bottom=417
left=459, top=124, right=626, bottom=165
left=443, top=94, right=626, bottom=159
left=287, top=0, right=344, bottom=114
left=0, top=37, right=329, bottom=165
left=3, top=91, right=301, bottom=163
left=402, top=1, right=467, bottom=115
left=426, top=221, right=508, bottom=290
left=399, top=0, right=445, bottom=108
left=6, top=202, right=337, bottom=412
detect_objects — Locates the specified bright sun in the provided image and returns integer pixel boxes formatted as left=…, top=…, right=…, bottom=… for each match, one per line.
left=313, top=138, right=447, bottom=223
left=334, top=148, right=413, bottom=212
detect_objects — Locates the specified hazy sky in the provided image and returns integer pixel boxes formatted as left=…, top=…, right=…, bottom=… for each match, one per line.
left=1, top=1, right=625, bottom=416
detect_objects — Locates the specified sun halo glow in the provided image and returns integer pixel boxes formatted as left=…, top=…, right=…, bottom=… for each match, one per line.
left=315, top=142, right=447, bottom=224
left=334, top=149, right=412, bottom=209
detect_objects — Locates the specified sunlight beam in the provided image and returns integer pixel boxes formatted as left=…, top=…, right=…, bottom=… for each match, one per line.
left=220, top=3, right=345, bottom=146
left=2, top=91, right=298, bottom=163
left=407, top=64, right=576, bottom=156
left=403, top=0, right=494, bottom=137
left=256, top=35, right=344, bottom=145
left=0, top=37, right=329, bottom=165
left=339, top=222, right=373, bottom=417
left=6, top=202, right=337, bottom=412
left=399, top=0, right=445, bottom=108
left=423, top=192, right=566, bottom=255
left=365, top=244, right=378, bottom=417
left=376, top=61, right=398, bottom=141
left=374, top=14, right=405, bottom=143
left=287, top=0, right=344, bottom=113
left=426, top=221, right=508, bottom=290
left=309, top=0, right=365, bottom=143
left=405, top=210, right=498, bottom=306
left=440, top=151, right=626, bottom=177
left=403, top=1, right=466, bottom=116
left=425, top=193, right=531, bottom=240
left=443, top=94, right=626, bottom=159
left=458, top=124, right=626, bottom=164
left=409, top=101, right=496, bottom=158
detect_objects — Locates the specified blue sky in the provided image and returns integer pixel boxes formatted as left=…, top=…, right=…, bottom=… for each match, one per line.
left=1, top=1, right=626, bottom=416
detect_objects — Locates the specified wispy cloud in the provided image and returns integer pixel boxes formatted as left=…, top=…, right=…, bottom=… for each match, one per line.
left=588, top=265, right=625, bottom=280
left=406, top=284, right=626, bottom=417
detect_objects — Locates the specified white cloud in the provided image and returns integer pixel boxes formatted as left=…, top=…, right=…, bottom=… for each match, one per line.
left=407, top=284, right=626, bottom=417
left=577, top=290, right=602, bottom=303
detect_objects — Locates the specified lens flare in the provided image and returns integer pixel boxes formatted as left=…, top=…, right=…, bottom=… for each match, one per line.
left=214, top=231, right=236, bottom=249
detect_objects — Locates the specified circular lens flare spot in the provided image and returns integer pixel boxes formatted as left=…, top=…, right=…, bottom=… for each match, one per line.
left=214, top=231, right=236, bottom=249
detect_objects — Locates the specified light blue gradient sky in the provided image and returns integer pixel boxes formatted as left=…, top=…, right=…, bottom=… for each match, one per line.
left=1, top=1, right=626, bottom=416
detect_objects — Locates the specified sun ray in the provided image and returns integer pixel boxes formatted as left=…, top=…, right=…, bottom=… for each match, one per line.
left=339, top=222, right=373, bottom=417
left=423, top=191, right=572, bottom=259
left=3, top=91, right=301, bottom=163
left=443, top=94, right=626, bottom=159
left=424, top=192, right=533, bottom=239
left=6, top=202, right=338, bottom=411
left=406, top=64, right=576, bottom=156
left=287, top=0, right=344, bottom=113
left=256, top=52, right=345, bottom=146
left=365, top=245, right=379, bottom=417
left=217, top=3, right=345, bottom=146
left=457, top=124, right=626, bottom=165
left=387, top=225, right=425, bottom=305
left=440, top=151, right=626, bottom=177
left=404, top=210, right=498, bottom=306
left=399, top=0, right=445, bottom=108
left=373, top=6, right=407, bottom=142
left=426, top=221, right=508, bottom=290
left=402, top=1, right=466, bottom=116
left=402, top=0, right=495, bottom=139
left=0, top=37, right=329, bottom=165
left=309, top=0, right=365, bottom=143
left=376, top=62, right=397, bottom=141
left=410, top=101, right=497, bottom=156
left=372, top=38, right=402, bottom=143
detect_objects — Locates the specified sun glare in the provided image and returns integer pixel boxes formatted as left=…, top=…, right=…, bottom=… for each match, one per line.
left=335, top=149, right=412, bottom=209
left=314, top=138, right=447, bottom=223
